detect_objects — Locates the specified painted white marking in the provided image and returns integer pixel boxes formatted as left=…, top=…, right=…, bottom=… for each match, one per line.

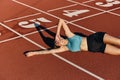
left=4, top=13, right=41, bottom=23
left=112, top=0, right=120, bottom=4
left=95, top=0, right=120, bottom=7
left=106, top=0, right=115, bottom=3
left=47, top=4, right=77, bottom=12
left=71, top=11, right=106, bottom=22
left=11, top=1, right=105, bottom=79
left=18, top=17, right=51, bottom=28
left=0, top=36, right=21, bottom=43
left=63, top=10, right=90, bottom=17
left=18, top=21, right=40, bottom=28
left=96, top=2, right=113, bottom=7
left=82, top=0, right=95, bottom=4
left=37, top=17, right=52, bottom=23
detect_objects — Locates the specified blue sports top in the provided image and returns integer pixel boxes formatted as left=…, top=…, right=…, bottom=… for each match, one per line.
left=66, top=35, right=82, bottom=52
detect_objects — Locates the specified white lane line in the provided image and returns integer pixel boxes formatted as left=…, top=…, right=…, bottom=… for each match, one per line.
left=68, top=0, right=120, bottom=17
left=11, top=0, right=104, bottom=79
left=47, top=4, right=77, bottom=12
left=82, top=0, right=95, bottom=4
left=0, top=36, right=21, bottom=43
left=71, top=11, right=106, bottom=22
left=107, top=12, right=120, bottom=16
left=107, top=6, right=120, bottom=12
left=4, top=13, right=41, bottom=23
left=0, top=22, right=104, bottom=80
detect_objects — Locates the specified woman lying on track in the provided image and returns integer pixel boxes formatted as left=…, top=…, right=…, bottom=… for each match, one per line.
left=25, top=19, right=120, bottom=57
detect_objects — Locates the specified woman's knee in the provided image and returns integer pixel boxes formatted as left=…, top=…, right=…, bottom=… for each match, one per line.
left=104, top=44, right=120, bottom=55
left=103, top=34, right=120, bottom=45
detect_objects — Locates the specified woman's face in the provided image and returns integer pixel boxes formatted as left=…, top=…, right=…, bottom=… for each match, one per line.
left=55, top=38, right=68, bottom=46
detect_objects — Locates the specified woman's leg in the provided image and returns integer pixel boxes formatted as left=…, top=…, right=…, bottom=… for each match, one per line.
left=103, top=34, right=120, bottom=46
left=104, top=44, right=120, bottom=55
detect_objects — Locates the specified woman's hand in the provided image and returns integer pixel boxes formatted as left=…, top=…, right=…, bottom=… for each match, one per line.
left=25, top=52, right=37, bottom=57
left=55, top=35, right=61, bottom=42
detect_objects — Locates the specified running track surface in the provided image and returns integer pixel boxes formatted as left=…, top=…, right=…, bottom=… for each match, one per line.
left=0, top=0, right=120, bottom=80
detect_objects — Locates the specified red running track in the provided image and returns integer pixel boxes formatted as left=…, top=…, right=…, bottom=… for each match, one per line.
left=0, top=0, right=120, bottom=80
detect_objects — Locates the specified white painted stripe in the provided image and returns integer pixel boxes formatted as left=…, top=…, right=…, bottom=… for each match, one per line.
left=107, top=12, right=120, bottom=16
left=11, top=0, right=104, bottom=79
left=71, top=11, right=106, bottom=23
left=69, top=22, right=95, bottom=33
left=47, top=4, right=77, bottom=12
left=82, top=0, right=95, bottom=4
left=107, top=6, right=120, bottom=12
left=4, top=13, right=41, bottom=23
left=0, top=36, right=21, bottom=43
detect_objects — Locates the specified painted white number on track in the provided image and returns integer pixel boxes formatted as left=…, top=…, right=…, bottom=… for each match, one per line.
left=95, top=0, right=120, bottom=7
left=63, top=10, right=90, bottom=17
left=18, top=17, right=51, bottom=28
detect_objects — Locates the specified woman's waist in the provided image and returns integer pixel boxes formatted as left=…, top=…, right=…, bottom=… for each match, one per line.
left=80, top=37, right=88, bottom=51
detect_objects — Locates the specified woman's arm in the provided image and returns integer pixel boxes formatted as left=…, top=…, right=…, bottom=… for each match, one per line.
left=25, top=46, right=69, bottom=57
left=55, top=19, right=74, bottom=41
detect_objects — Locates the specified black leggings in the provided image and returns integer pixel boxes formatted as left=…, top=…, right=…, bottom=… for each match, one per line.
left=87, top=32, right=106, bottom=53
